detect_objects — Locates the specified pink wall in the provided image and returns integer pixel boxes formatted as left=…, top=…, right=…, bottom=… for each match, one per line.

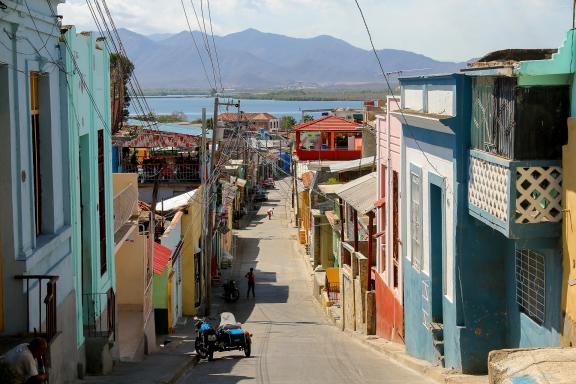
left=375, top=96, right=404, bottom=342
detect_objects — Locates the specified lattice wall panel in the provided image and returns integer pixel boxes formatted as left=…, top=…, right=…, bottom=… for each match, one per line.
left=515, top=167, right=562, bottom=224
left=469, top=156, right=509, bottom=222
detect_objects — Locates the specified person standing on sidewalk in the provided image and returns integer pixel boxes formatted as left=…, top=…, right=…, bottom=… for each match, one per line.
left=245, top=267, right=256, bottom=298
left=267, top=207, right=274, bottom=220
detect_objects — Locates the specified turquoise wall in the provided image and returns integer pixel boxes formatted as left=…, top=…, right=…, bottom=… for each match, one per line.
left=61, top=27, right=114, bottom=347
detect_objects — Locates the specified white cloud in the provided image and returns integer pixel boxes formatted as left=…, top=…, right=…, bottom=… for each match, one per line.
left=58, top=0, right=573, bottom=61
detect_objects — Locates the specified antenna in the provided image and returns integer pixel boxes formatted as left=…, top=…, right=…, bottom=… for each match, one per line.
left=384, top=68, right=432, bottom=77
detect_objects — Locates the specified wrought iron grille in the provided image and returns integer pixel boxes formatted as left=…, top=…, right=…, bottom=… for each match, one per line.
left=515, top=249, right=545, bottom=324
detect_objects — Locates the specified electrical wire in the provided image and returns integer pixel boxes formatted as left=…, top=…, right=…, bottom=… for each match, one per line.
left=353, top=0, right=447, bottom=182
left=206, top=0, right=223, bottom=92
left=180, top=0, right=216, bottom=92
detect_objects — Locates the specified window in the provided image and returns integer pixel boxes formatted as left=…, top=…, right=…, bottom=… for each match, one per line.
left=98, top=130, right=107, bottom=275
left=410, top=171, right=422, bottom=270
left=30, top=72, right=42, bottom=236
left=392, top=171, right=400, bottom=287
left=516, top=249, right=545, bottom=324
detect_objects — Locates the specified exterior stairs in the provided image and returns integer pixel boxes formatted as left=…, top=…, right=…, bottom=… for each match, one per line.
left=430, top=322, right=445, bottom=367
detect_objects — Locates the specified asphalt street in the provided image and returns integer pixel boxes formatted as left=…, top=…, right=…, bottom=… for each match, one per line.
left=177, top=185, right=434, bottom=384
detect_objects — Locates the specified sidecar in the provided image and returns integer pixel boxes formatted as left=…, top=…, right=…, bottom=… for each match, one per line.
left=216, top=312, right=252, bottom=357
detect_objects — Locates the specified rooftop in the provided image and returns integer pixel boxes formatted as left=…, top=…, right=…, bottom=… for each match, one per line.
left=467, top=48, right=557, bottom=69
left=293, top=115, right=362, bottom=132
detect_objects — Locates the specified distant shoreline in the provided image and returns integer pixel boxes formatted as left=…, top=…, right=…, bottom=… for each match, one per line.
left=136, top=89, right=390, bottom=102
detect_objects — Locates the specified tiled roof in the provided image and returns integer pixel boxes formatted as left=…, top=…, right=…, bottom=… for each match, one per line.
left=153, top=242, right=172, bottom=275
left=219, top=112, right=277, bottom=122
left=293, top=115, right=362, bottom=132
left=325, top=211, right=340, bottom=227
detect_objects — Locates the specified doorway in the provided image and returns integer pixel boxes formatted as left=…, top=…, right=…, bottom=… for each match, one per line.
left=429, top=183, right=444, bottom=324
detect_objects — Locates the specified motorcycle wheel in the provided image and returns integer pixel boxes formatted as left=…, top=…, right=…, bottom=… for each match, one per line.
left=195, top=339, right=207, bottom=359
left=230, top=288, right=240, bottom=303
left=244, top=337, right=251, bottom=357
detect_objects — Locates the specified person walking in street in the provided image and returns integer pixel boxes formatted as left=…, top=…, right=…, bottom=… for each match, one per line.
left=3, top=337, right=48, bottom=384
left=267, top=207, right=274, bottom=220
left=245, top=267, right=256, bottom=298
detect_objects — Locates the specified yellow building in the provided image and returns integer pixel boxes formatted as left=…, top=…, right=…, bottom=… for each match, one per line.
left=562, top=118, right=576, bottom=346
left=181, top=185, right=205, bottom=316
left=113, top=173, right=156, bottom=361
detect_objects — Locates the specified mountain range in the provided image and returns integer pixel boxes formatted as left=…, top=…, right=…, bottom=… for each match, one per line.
left=117, top=28, right=468, bottom=90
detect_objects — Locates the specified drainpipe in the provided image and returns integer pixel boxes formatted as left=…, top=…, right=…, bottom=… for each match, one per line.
left=353, top=209, right=359, bottom=252
left=368, top=212, right=374, bottom=291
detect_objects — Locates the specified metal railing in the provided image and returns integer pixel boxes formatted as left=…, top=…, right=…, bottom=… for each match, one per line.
left=14, top=275, right=59, bottom=342
left=82, top=289, right=116, bottom=339
left=121, top=159, right=201, bottom=183
left=325, top=281, right=340, bottom=305
left=113, top=182, right=138, bottom=234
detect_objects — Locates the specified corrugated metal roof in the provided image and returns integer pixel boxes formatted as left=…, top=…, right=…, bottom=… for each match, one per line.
left=329, top=157, right=375, bottom=173
left=293, top=115, right=362, bottom=132
left=153, top=242, right=172, bottom=275
left=156, top=189, right=199, bottom=212
left=318, top=184, right=344, bottom=194
left=335, top=172, right=377, bottom=215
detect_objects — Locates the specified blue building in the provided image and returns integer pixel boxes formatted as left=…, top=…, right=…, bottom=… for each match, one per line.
left=397, top=73, right=514, bottom=373
left=463, top=50, right=568, bottom=351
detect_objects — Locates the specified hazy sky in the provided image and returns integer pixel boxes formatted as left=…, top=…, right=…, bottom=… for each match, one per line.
left=59, top=0, right=574, bottom=62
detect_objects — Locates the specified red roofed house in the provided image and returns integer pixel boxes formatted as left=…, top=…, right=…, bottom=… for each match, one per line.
left=293, top=116, right=363, bottom=161
left=219, top=112, right=279, bottom=133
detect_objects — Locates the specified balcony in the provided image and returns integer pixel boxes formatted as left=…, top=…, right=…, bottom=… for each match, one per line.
left=468, top=149, right=562, bottom=239
left=121, top=157, right=201, bottom=184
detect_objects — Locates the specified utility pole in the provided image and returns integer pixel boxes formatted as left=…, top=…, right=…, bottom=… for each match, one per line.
left=206, top=97, right=240, bottom=316
left=201, top=108, right=209, bottom=316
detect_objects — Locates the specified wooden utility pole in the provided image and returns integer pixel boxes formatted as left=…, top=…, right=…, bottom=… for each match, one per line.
left=201, top=108, right=210, bottom=316
left=205, top=97, right=240, bottom=316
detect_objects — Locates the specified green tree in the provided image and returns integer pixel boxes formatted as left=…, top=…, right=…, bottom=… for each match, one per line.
left=302, top=114, right=314, bottom=123
left=110, top=53, right=135, bottom=134
left=280, top=115, right=296, bottom=131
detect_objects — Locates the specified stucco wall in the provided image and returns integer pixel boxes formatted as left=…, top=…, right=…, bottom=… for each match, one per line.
left=562, top=118, right=576, bottom=346
left=182, top=186, right=203, bottom=316
left=116, top=235, right=146, bottom=306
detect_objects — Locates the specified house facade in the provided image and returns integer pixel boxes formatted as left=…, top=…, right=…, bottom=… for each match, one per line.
left=398, top=73, right=506, bottom=373
left=0, top=1, right=81, bottom=382
left=293, top=115, right=363, bottom=161
left=374, top=96, right=404, bottom=343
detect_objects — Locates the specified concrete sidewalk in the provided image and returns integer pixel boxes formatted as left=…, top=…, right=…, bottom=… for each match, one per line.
left=291, top=225, right=488, bottom=384
left=79, top=319, right=198, bottom=384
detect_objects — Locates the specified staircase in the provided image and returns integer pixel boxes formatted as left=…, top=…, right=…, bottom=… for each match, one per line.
left=430, top=322, right=445, bottom=366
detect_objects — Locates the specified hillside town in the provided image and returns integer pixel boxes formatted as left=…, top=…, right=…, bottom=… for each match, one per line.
left=1, top=1, right=576, bottom=384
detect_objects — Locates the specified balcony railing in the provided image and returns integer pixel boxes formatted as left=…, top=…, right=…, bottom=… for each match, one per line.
left=113, top=182, right=138, bottom=234
left=121, top=159, right=201, bottom=184
left=14, top=275, right=59, bottom=342
left=82, top=289, right=116, bottom=339
left=468, top=149, right=562, bottom=239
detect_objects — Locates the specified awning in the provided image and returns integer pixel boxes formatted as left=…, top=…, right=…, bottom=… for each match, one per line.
left=155, top=189, right=199, bottom=212
left=329, top=157, right=375, bottom=173
left=336, top=172, right=377, bottom=216
left=154, top=242, right=172, bottom=275
left=231, top=177, right=247, bottom=188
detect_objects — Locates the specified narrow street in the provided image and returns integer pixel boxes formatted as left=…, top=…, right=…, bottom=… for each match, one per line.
left=178, top=185, right=433, bottom=384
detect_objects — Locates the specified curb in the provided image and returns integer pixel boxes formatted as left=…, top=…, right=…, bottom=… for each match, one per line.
left=166, top=355, right=199, bottom=384
left=293, top=236, right=487, bottom=384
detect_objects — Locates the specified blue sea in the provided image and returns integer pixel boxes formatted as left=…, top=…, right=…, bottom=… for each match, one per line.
left=130, top=96, right=363, bottom=121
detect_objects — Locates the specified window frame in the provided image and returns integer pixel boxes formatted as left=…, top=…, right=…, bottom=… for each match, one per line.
left=409, top=165, right=423, bottom=271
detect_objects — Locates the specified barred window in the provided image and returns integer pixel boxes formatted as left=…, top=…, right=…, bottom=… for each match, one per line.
left=410, top=171, right=422, bottom=270
left=516, top=249, right=545, bottom=324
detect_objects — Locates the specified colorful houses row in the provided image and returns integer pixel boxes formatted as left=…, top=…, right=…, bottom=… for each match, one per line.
left=0, top=1, right=222, bottom=382
left=297, top=29, right=576, bottom=373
